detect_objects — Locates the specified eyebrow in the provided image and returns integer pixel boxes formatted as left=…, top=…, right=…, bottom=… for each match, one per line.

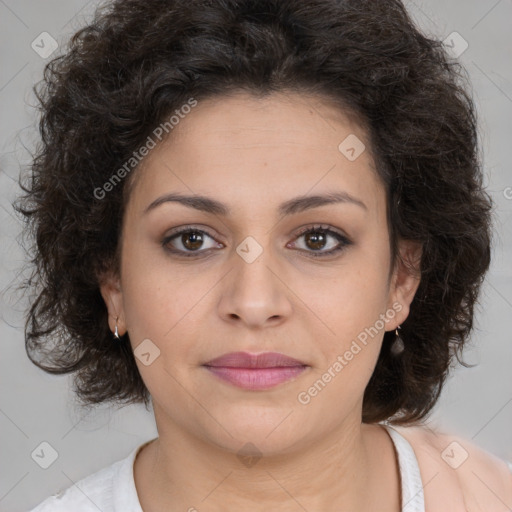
left=143, top=190, right=367, bottom=217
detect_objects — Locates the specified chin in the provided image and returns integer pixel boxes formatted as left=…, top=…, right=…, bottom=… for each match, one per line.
left=201, top=410, right=313, bottom=458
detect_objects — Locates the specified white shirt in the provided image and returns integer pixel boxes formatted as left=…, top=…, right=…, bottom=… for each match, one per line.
left=29, top=424, right=509, bottom=512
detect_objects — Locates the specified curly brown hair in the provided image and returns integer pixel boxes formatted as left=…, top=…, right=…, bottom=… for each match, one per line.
left=15, top=0, right=493, bottom=425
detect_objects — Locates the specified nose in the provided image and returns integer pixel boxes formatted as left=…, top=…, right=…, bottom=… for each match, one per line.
left=216, top=243, right=293, bottom=329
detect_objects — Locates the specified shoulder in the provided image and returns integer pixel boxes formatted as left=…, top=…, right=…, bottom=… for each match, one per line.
left=391, top=424, right=512, bottom=512
left=26, top=449, right=136, bottom=512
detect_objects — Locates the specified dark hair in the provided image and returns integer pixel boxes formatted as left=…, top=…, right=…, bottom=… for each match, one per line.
left=15, top=0, right=493, bottom=425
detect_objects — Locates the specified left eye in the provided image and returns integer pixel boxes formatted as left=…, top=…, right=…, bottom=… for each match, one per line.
left=288, top=225, right=352, bottom=257
left=162, top=225, right=351, bottom=258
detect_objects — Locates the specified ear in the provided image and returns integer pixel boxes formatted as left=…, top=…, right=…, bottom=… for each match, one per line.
left=386, top=239, right=422, bottom=330
left=99, top=272, right=127, bottom=337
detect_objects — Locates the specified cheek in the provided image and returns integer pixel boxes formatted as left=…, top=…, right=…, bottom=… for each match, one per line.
left=120, top=264, right=202, bottom=399
left=120, top=234, right=200, bottom=339
left=301, top=250, right=391, bottom=403
left=298, top=272, right=390, bottom=419
left=313, top=251, right=391, bottom=340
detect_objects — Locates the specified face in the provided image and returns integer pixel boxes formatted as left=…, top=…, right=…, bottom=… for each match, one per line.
left=101, top=91, right=421, bottom=455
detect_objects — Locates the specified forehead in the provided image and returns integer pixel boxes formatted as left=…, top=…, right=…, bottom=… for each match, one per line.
left=127, top=91, right=385, bottom=219
left=166, top=91, right=371, bottom=153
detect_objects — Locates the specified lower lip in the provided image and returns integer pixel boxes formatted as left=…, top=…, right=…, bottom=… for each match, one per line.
left=203, top=366, right=308, bottom=390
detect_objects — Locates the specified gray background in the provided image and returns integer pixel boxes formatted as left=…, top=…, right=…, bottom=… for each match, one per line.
left=1, top=1, right=511, bottom=510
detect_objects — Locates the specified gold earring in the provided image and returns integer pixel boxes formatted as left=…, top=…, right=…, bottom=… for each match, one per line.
left=390, top=325, right=404, bottom=355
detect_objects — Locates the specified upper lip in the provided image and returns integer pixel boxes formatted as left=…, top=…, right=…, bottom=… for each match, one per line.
left=203, top=351, right=307, bottom=368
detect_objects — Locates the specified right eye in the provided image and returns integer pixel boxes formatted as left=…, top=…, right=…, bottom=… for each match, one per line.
left=162, top=227, right=223, bottom=257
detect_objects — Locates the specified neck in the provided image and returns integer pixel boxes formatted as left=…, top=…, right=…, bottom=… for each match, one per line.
left=134, top=406, right=398, bottom=511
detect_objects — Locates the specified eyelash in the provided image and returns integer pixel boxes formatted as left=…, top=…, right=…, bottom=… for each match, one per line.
left=161, top=224, right=352, bottom=259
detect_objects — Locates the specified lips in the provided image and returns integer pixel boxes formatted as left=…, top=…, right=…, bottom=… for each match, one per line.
left=203, top=351, right=306, bottom=369
left=202, top=351, right=309, bottom=390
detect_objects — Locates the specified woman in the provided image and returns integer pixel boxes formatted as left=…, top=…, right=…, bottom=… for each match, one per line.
left=18, top=0, right=512, bottom=510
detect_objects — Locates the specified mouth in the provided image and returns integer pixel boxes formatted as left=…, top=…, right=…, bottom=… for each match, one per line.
left=202, top=351, right=309, bottom=390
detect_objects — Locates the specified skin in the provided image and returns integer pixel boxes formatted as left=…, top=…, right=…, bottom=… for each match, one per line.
left=100, top=91, right=423, bottom=511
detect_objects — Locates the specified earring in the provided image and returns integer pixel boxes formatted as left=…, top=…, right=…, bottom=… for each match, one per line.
left=390, top=325, right=404, bottom=355
left=113, top=317, right=120, bottom=339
